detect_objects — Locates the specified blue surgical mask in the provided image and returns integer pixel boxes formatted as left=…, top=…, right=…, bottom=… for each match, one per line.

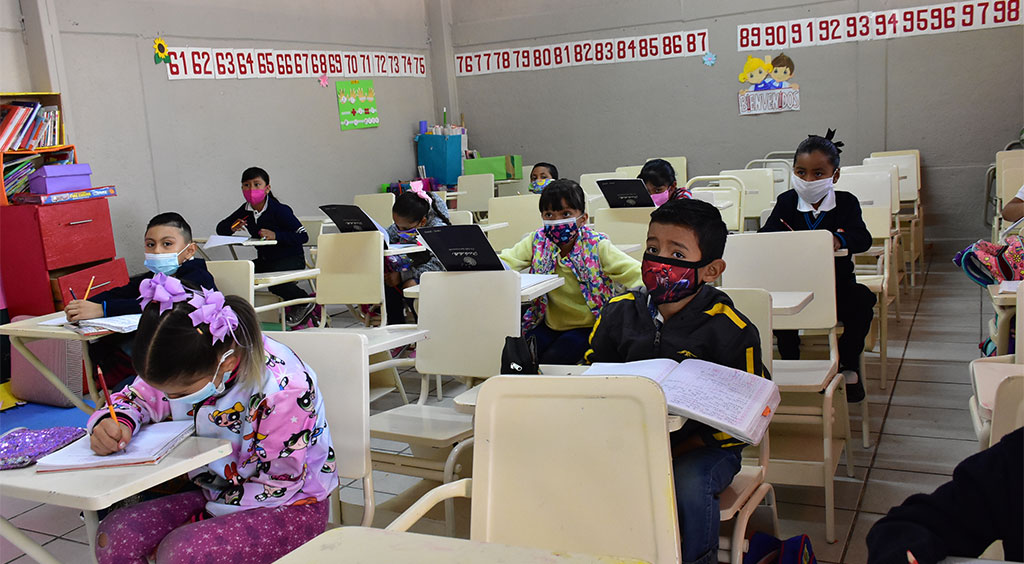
left=144, top=245, right=191, bottom=275
left=167, top=349, right=234, bottom=409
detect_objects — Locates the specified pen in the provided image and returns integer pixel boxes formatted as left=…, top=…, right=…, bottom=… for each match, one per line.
left=83, top=276, right=96, bottom=300
left=779, top=218, right=795, bottom=231
left=69, top=288, right=78, bottom=300
left=96, top=366, right=120, bottom=427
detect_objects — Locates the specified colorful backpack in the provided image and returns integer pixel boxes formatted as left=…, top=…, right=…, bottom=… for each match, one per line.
left=953, top=235, right=1024, bottom=286
left=744, top=533, right=817, bottom=564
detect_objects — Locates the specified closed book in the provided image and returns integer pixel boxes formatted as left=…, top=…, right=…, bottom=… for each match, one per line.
left=0, top=105, right=30, bottom=151
left=10, top=185, right=117, bottom=205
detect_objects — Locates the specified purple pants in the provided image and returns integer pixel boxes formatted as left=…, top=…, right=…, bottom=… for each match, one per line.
left=95, top=490, right=329, bottom=564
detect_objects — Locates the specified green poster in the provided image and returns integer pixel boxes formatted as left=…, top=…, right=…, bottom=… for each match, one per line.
left=336, top=80, right=379, bottom=131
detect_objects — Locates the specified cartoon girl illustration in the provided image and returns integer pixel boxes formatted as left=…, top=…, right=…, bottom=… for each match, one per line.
left=279, top=427, right=323, bottom=458
left=321, top=447, right=336, bottom=474
left=254, top=485, right=288, bottom=502
left=297, top=373, right=316, bottom=418
left=209, top=402, right=245, bottom=434
left=247, top=393, right=273, bottom=422
left=738, top=55, right=775, bottom=92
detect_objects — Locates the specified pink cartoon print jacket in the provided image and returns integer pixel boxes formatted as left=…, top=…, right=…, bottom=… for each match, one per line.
left=86, top=336, right=337, bottom=517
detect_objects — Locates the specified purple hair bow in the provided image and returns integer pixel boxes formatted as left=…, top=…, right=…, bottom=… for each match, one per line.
left=138, top=273, right=188, bottom=314
left=188, top=288, right=239, bottom=344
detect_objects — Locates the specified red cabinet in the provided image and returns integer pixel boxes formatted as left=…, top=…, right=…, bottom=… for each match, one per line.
left=1, top=198, right=127, bottom=317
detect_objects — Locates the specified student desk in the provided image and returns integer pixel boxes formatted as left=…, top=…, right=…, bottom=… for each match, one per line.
left=987, top=284, right=1016, bottom=355
left=275, top=526, right=650, bottom=564
left=193, top=237, right=276, bottom=260
left=0, top=313, right=101, bottom=414
left=0, top=437, right=231, bottom=564
left=402, top=275, right=564, bottom=303
left=479, top=221, right=509, bottom=232
left=452, top=365, right=686, bottom=432
left=769, top=291, right=814, bottom=316
left=253, top=268, right=320, bottom=291
left=384, top=245, right=428, bottom=257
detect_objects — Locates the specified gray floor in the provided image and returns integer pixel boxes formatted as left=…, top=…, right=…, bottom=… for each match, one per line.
left=0, top=248, right=988, bottom=563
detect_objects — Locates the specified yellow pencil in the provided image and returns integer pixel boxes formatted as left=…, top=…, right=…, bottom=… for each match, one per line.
left=96, top=367, right=119, bottom=425
left=83, top=276, right=96, bottom=300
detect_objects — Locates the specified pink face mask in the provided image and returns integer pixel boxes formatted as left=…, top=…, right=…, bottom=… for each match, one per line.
left=243, top=189, right=268, bottom=207
left=651, top=190, right=671, bottom=207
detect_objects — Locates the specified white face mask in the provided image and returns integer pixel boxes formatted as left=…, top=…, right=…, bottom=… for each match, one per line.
left=791, top=173, right=834, bottom=205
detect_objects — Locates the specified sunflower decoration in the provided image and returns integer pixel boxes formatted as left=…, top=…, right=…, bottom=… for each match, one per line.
left=153, top=37, right=170, bottom=64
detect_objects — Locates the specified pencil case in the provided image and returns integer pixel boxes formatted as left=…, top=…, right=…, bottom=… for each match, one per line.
left=0, top=426, right=86, bottom=470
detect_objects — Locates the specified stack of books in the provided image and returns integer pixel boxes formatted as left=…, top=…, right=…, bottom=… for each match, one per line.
left=3, top=148, right=76, bottom=200
left=0, top=101, right=61, bottom=152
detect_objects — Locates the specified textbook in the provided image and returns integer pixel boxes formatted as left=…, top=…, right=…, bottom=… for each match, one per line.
left=597, top=178, right=656, bottom=208
left=583, top=358, right=779, bottom=445
left=10, top=185, right=116, bottom=205
left=35, top=420, right=195, bottom=473
left=416, top=224, right=505, bottom=271
left=318, top=204, right=394, bottom=248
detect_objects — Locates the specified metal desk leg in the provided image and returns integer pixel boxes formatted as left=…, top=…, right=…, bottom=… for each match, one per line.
left=0, top=517, right=62, bottom=564
left=229, top=246, right=240, bottom=260
left=82, top=342, right=100, bottom=406
left=9, top=337, right=95, bottom=414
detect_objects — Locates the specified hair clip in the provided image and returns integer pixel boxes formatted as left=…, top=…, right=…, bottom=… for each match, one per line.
left=188, top=288, right=239, bottom=344
left=409, top=181, right=432, bottom=203
left=139, top=273, right=188, bottom=314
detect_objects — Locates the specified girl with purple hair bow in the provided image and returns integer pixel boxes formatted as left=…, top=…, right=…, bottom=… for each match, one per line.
left=86, top=274, right=337, bottom=564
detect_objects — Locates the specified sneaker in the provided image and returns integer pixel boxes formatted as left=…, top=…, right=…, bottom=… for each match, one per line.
left=842, top=369, right=865, bottom=403
left=286, top=303, right=316, bottom=328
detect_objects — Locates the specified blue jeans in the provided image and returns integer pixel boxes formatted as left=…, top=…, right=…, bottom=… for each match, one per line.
left=525, top=323, right=591, bottom=365
left=674, top=446, right=743, bottom=563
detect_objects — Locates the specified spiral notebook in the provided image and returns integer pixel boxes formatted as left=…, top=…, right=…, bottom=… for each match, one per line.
left=34, top=420, right=195, bottom=473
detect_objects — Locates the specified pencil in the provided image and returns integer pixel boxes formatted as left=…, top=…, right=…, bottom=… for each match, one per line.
left=69, top=288, right=78, bottom=300
left=83, top=276, right=96, bottom=300
left=96, top=367, right=119, bottom=425
left=906, top=551, right=919, bottom=564
left=779, top=218, right=795, bottom=231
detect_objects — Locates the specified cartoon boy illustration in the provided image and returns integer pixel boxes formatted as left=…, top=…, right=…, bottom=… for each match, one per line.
left=739, top=55, right=776, bottom=92
left=770, top=53, right=798, bottom=90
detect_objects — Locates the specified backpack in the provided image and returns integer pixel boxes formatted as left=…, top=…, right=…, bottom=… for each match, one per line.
left=953, top=235, right=1024, bottom=286
left=744, top=533, right=817, bottom=564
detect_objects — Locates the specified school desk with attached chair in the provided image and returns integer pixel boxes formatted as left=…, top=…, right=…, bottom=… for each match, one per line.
left=0, top=312, right=103, bottom=413
left=193, top=236, right=276, bottom=260
left=1, top=437, right=231, bottom=564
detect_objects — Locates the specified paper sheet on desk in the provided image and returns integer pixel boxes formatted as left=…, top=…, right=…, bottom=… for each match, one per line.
left=519, top=273, right=560, bottom=290
left=202, top=235, right=250, bottom=249
left=998, top=280, right=1021, bottom=294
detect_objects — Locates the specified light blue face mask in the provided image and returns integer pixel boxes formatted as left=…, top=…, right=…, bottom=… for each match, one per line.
left=144, top=245, right=191, bottom=275
left=167, top=349, right=234, bottom=408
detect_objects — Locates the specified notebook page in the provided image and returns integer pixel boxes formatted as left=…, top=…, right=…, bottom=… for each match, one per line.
left=202, top=234, right=250, bottom=249
left=582, top=359, right=679, bottom=383
left=36, top=420, right=195, bottom=472
left=998, top=280, right=1020, bottom=294
left=663, top=359, right=778, bottom=444
left=82, top=314, right=141, bottom=333
left=519, top=273, right=560, bottom=290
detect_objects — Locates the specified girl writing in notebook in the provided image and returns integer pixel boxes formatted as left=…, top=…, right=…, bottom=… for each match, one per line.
left=216, top=167, right=314, bottom=327
left=384, top=186, right=450, bottom=324
left=499, top=179, right=642, bottom=364
left=87, top=274, right=336, bottom=564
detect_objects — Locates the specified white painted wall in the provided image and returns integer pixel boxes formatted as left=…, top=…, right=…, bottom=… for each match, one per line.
left=0, top=0, right=32, bottom=91
left=451, top=0, right=1024, bottom=241
left=16, top=0, right=434, bottom=270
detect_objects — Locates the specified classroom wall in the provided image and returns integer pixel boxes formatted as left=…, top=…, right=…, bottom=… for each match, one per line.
left=8, top=0, right=435, bottom=270
left=451, top=0, right=1024, bottom=241
left=0, top=0, right=32, bottom=91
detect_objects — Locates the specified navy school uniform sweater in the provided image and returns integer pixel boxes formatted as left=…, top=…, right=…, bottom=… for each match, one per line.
left=759, top=189, right=873, bottom=286
left=87, top=258, right=217, bottom=317
left=215, top=197, right=308, bottom=263
left=584, top=285, right=768, bottom=450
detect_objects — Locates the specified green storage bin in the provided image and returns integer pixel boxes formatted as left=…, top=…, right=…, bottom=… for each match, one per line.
left=462, top=155, right=523, bottom=180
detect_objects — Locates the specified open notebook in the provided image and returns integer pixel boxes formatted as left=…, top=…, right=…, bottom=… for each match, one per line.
left=583, top=359, right=779, bottom=445
left=35, top=420, right=195, bottom=473
left=40, top=313, right=141, bottom=336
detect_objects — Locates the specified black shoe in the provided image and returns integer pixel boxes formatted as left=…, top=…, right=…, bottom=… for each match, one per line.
left=842, top=369, right=866, bottom=403
left=286, top=303, right=315, bottom=327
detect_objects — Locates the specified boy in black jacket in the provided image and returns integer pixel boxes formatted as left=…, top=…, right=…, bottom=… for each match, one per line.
left=585, top=198, right=767, bottom=564
left=63, top=212, right=216, bottom=386
left=759, top=130, right=874, bottom=402
left=216, top=167, right=312, bottom=326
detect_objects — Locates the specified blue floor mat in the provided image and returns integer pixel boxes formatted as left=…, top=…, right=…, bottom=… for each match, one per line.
left=0, top=399, right=96, bottom=433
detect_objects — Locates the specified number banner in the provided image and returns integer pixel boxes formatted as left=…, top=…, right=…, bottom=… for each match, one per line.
left=737, top=0, right=1020, bottom=51
left=739, top=88, right=801, bottom=115
left=165, top=46, right=426, bottom=80
left=454, top=29, right=709, bottom=76
left=337, top=80, right=379, bottom=130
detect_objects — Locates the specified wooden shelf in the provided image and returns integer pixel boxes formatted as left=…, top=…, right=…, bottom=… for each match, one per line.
left=2, top=92, right=71, bottom=205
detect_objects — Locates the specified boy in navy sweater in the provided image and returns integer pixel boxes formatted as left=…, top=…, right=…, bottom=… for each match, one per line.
left=216, top=167, right=312, bottom=326
left=760, top=130, right=874, bottom=402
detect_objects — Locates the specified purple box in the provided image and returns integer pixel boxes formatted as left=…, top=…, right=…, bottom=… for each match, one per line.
left=28, top=164, right=92, bottom=195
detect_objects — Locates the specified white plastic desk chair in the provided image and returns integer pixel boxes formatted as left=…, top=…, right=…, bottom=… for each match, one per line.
left=721, top=168, right=774, bottom=232
left=746, top=158, right=792, bottom=199
left=592, top=206, right=654, bottom=261
left=368, top=271, right=522, bottom=526
left=487, top=194, right=541, bottom=252
left=991, top=150, right=1024, bottom=241
left=764, top=150, right=795, bottom=161
left=866, top=152, right=923, bottom=284
left=206, top=259, right=293, bottom=330
left=354, top=192, right=396, bottom=228
left=299, top=218, right=325, bottom=270
left=854, top=206, right=899, bottom=389
left=717, top=288, right=780, bottom=563
left=687, top=175, right=745, bottom=232
left=721, top=230, right=854, bottom=544
left=386, top=375, right=682, bottom=564
left=448, top=210, right=473, bottom=225
left=615, top=165, right=643, bottom=177
left=839, top=163, right=908, bottom=297
left=579, top=172, right=623, bottom=215
left=266, top=331, right=374, bottom=526
left=456, top=173, right=495, bottom=219
left=655, top=156, right=688, bottom=183
left=314, top=232, right=386, bottom=327
left=988, top=375, right=1024, bottom=448
left=969, top=283, right=1024, bottom=448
